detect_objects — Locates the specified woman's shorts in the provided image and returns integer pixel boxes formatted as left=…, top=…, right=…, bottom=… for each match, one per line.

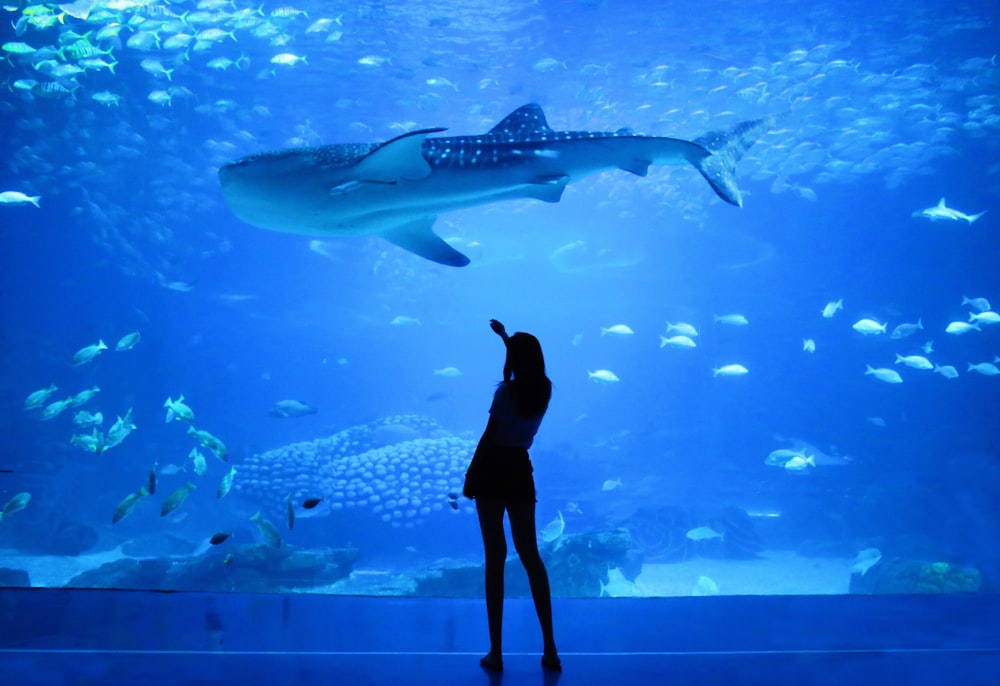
left=464, top=444, right=536, bottom=502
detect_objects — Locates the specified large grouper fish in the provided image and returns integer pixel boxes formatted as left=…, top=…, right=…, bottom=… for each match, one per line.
left=219, top=104, right=774, bottom=266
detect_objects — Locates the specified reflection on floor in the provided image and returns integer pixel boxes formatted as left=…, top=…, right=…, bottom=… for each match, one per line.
left=1, top=589, right=997, bottom=685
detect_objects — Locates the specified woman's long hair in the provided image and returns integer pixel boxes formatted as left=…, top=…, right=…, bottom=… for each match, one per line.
left=504, top=332, right=552, bottom=417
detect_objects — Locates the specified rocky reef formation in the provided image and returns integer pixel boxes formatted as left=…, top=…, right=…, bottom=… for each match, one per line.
left=414, top=528, right=640, bottom=598
left=65, top=544, right=359, bottom=593
left=623, top=504, right=764, bottom=561
left=0, top=567, right=30, bottom=587
left=236, top=415, right=474, bottom=529
left=849, top=557, right=983, bottom=594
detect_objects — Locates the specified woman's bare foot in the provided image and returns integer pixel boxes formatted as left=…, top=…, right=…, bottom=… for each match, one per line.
left=480, top=652, right=503, bottom=672
left=542, top=652, right=562, bottom=672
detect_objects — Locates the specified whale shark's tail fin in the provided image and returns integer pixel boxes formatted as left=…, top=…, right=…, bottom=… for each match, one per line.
left=691, top=114, right=778, bottom=207
left=968, top=210, right=987, bottom=224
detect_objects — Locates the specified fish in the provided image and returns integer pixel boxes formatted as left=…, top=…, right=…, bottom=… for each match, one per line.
left=540, top=510, right=565, bottom=543
left=115, top=331, right=141, bottom=351
left=890, top=320, right=923, bottom=339
left=164, top=395, right=195, bottom=423
left=784, top=455, right=815, bottom=471
left=713, top=364, right=748, bottom=377
left=865, top=365, right=903, bottom=384
left=714, top=314, right=749, bottom=326
left=765, top=449, right=805, bottom=467
left=821, top=299, right=843, bottom=318
left=851, top=548, right=882, bottom=576
left=434, top=367, right=462, bottom=377
left=210, top=532, right=232, bottom=545
left=390, top=315, right=421, bottom=326
left=70, top=429, right=104, bottom=454
left=913, top=198, right=986, bottom=224
left=161, top=482, right=197, bottom=517
left=24, top=384, right=57, bottom=410
left=922, top=341, right=934, bottom=355
left=945, top=321, right=979, bottom=335
left=0, top=191, right=41, bottom=207
left=147, top=464, right=158, bottom=495
left=660, top=335, right=696, bottom=349
left=803, top=338, right=816, bottom=353
left=588, top=369, right=620, bottom=383
left=968, top=362, right=1000, bottom=376
left=934, top=364, right=959, bottom=379
left=0, top=492, right=31, bottom=520
left=852, top=319, right=886, bottom=335
left=895, top=354, right=933, bottom=370
left=969, top=311, right=1000, bottom=326
left=665, top=321, right=699, bottom=337
left=41, top=398, right=73, bottom=420
left=286, top=493, right=295, bottom=530
left=302, top=497, right=322, bottom=509
left=69, top=386, right=100, bottom=407
left=251, top=511, right=282, bottom=548
left=73, top=410, right=103, bottom=427
left=271, top=53, right=306, bottom=66
left=140, top=58, right=174, bottom=80
left=686, top=525, right=723, bottom=541
left=268, top=399, right=317, bottom=417
left=601, top=324, right=634, bottom=336
left=189, top=448, right=208, bottom=477
left=72, top=339, right=108, bottom=365
left=692, top=575, right=720, bottom=596
left=104, top=409, right=136, bottom=450
left=962, top=296, right=991, bottom=312
left=217, top=467, right=236, bottom=499
left=599, top=567, right=641, bottom=598
left=601, top=478, right=622, bottom=491
left=219, top=104, right=773, bottom=266
left=188, top=426, right=228, bottom=461
left=112, top=487, right=149, bottom=524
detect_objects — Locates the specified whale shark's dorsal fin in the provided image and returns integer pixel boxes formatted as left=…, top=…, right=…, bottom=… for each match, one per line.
left=354, top=127, right=446, bottom=182
left=937, top=198, right=946, bottom=207
left=488, top=104, right=554, bottom=137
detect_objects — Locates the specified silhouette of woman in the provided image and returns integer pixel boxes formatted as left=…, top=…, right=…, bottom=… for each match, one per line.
left=463, top=319, right=561, bottom=673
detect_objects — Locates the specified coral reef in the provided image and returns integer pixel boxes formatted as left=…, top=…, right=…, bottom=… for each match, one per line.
left=236, top=415, right=474, bottom=528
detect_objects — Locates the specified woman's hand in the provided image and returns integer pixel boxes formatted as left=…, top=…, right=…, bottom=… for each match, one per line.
left=489, top=319, right=508, bottom=339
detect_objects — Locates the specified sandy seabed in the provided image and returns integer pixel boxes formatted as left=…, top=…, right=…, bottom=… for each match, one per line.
left=633, top=550, right=854, bottom=597
left=2, top=547, right=853, bottom=597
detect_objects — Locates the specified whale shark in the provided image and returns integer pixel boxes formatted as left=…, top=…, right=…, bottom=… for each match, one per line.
left=219, top=104, right=774, bottom=266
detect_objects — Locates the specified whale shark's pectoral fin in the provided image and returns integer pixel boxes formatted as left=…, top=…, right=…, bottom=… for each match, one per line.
left=525, top=174, right=569, bottom=202
left=354, top=127, right=446, bottom=182
left=619, top=159, right=651, bottom=177
left=382, top=217, right=471, bottom=267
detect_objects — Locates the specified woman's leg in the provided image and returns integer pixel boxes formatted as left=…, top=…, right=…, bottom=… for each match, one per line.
left=507, top=501, right=558, bottom=658
left=476, top=498, right=507, bottom=665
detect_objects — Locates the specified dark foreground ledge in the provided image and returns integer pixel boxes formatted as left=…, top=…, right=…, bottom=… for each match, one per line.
left=1, top=589, right=998, bottom=685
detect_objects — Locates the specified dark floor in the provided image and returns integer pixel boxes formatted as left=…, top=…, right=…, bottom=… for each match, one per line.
left=1, top=589, right=998, bottom=685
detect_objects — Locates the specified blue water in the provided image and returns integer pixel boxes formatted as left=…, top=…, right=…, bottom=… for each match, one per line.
left=1, top=0, right=998, bottom=591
